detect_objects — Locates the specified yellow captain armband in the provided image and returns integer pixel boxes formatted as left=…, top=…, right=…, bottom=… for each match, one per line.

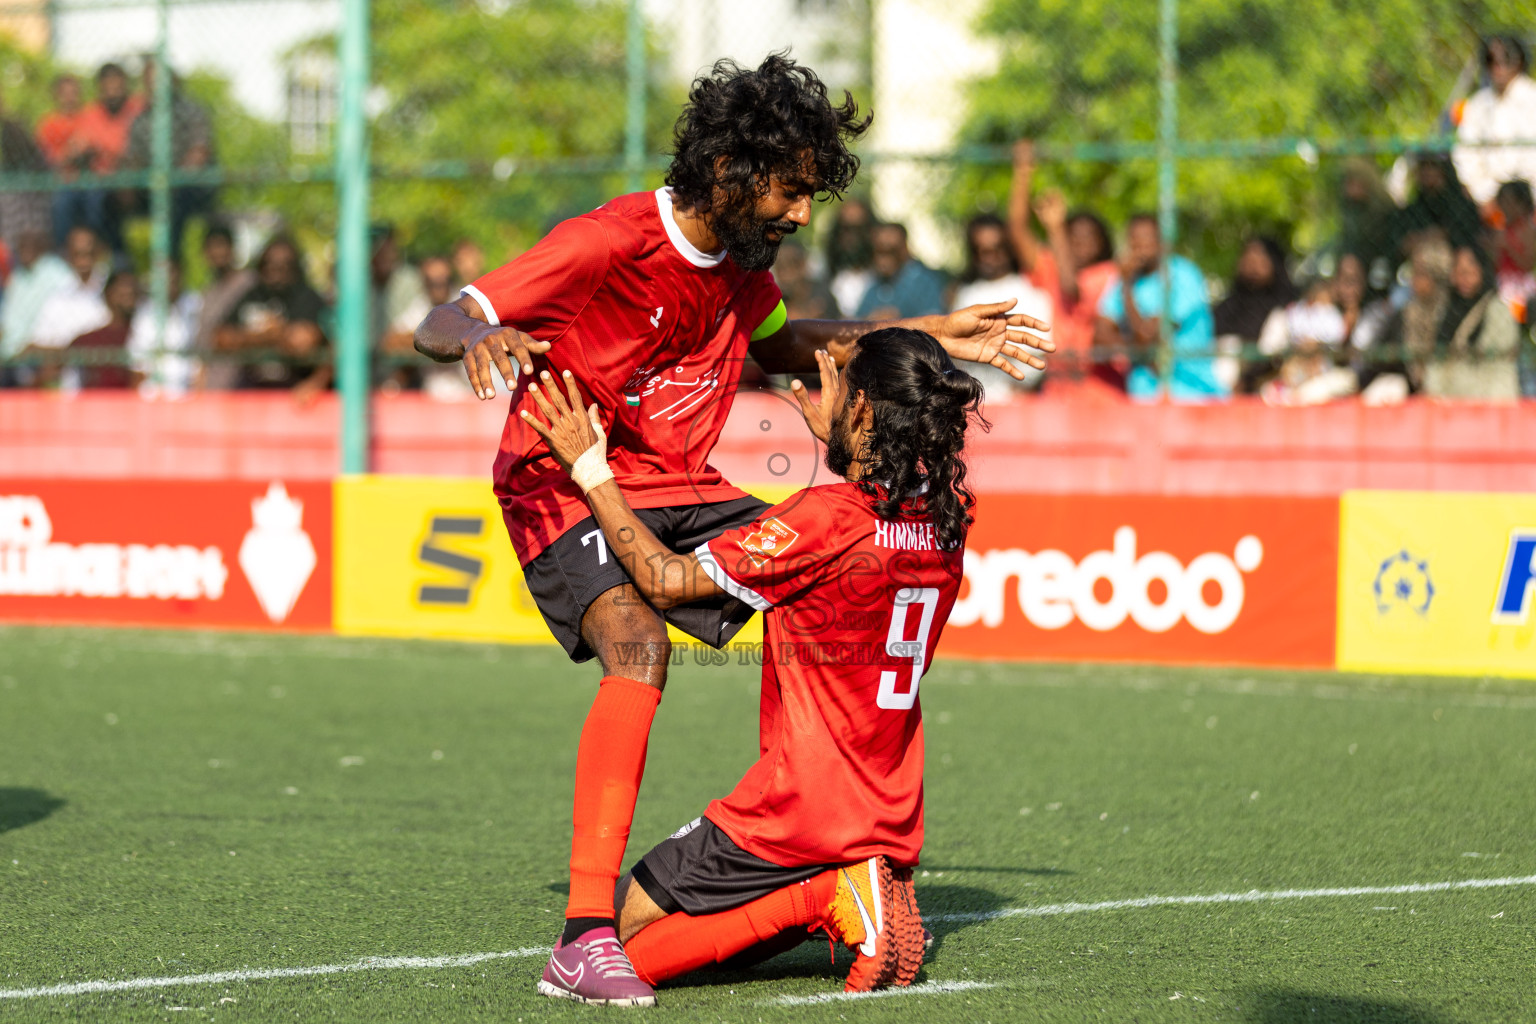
left=749, top=299, right=788, bottom=342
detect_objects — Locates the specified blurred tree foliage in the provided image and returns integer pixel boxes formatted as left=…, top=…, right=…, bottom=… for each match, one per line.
left=173, top=0, right=678, bottom=280
left=0, top=0, right=682, bottom=276
left=956, top=0, right=1531, bottom=274
left=0, top=40, right=299, bottom=277
left=368, top=0, right=679, bottom=263
left=0, top=37, right=64, bottom=125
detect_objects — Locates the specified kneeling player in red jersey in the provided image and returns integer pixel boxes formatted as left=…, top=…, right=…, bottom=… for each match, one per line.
left=414, top=55, right=1048, bottom=1002
left=521, top=327, right=981, bottom=1003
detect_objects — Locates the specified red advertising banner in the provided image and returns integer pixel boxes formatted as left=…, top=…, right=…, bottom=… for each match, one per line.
left=0, top=479, right=331, bottom=630
left=940, top=495, right=1338, bottom=668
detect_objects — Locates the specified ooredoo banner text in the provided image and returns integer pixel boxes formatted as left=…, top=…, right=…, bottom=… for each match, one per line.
left=941, top=494, right=1339, bottom=667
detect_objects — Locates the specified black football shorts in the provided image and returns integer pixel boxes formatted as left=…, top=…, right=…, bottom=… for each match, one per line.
left=521, top=495, right=771, bottom=663
left=631, top=816, right=828, bottom=917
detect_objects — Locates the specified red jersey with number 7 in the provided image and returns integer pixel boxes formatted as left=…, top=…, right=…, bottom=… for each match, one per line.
left=463, top=188, right=786, bottom=565
left=692, top=481, right=965, bottom=868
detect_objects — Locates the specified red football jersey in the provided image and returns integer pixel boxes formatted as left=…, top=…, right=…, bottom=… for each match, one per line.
left=694, top=482, right=965, bottom=868
left=465, top=189, right=785, bottom=564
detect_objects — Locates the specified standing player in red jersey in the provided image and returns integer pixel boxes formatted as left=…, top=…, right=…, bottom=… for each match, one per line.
left=521, top=327, right=978, bottom=1002
left=413, top=55, right=1048, bottom=999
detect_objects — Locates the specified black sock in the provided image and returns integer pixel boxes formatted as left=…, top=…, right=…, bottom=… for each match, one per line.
left=562, top=916, right=615, bottom=945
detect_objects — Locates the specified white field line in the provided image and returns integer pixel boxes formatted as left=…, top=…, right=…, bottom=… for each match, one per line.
left=0, top=948, right=550, bottom=1001
left=932, top=667, right=1536, bottom=711
left=764, top=980, right=999, bottom=1006
left=927, top=873, right=1536, bottom=923
left=4, top=874, right=1533, bottom=1002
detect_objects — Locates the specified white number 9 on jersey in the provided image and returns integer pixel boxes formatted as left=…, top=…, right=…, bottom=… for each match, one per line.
left=876, top=587, right=940, bottom=711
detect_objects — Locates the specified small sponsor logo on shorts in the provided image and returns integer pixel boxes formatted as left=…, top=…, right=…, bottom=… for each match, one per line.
left=670, top=817, right=702, bottom=840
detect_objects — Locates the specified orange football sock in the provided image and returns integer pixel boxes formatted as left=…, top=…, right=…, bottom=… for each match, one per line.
left=565, top=676, right=663, bottom=921
left=626, top=871, right=838, bottom=985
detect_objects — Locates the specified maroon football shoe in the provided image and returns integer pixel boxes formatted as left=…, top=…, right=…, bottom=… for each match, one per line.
left=537, top=925, right=657, bottom=1007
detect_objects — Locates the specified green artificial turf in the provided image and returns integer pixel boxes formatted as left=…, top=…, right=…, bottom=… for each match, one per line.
left=1, top=625, right=1533, bottom=1022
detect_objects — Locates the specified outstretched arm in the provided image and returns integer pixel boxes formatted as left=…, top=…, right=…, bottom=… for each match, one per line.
left=519, top=369, right=725, bottom=611
left=1035, top=189, right=1081, bottom=304
left=413, top=293, right=553, bottom=401
left=750, top=302, right=1054, bottom=382
left=1007, top=140, right=1041, bottom=273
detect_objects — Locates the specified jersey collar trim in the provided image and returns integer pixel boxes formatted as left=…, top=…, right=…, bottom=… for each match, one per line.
left=655, top=187, right=727, bottom=269
left=872, top=477, right=931, bottom=497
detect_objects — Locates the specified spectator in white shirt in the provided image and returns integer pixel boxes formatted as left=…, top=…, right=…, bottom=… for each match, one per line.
left=1453, top=35, right=1536, bottom=212
left=824, top=197, right=875, bottom=317
left=390, top=254, right=471, bottom=398
left=23, top=226, right=108, bottom=377
left=1259, top=279, right=1355, bottom=406
left=128, top=262, right=203, bottom=398
left=950, top=213, right=1052, bottom=400
left=0, top=230, right=73, bottom=366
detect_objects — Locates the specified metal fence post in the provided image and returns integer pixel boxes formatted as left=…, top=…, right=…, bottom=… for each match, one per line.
left=1156, top=0, right=1178, bottom=387
left=336, top=0, right=371, bottom=474
left=148, top=0, right=171, bottom=351
left=624, top=0, right=645, bottom=193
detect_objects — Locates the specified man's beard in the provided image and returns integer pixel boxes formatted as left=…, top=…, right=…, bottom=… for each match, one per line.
left=102, top=94, right=127, bottom=115
left=714, top=195, right=797, bottom=273
left=824, top=413, right=856, bottom=478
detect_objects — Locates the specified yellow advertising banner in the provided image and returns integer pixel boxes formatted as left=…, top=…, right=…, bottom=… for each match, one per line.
left=333, top=476, right=794, bottom=646
left=1337, top=491, right=1536, bottom=678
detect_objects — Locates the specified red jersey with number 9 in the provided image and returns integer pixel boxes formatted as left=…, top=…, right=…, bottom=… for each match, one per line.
left=463, top=189, right=785, bottom=565
left=693, top=482, right=965, bottom=868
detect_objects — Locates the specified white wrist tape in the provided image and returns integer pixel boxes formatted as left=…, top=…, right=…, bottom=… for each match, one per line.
left=570, top=443, right=614, bottom=493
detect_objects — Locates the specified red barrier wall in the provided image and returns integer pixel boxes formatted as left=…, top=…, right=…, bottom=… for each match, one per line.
left=3, top=390, right=1534, bottom=494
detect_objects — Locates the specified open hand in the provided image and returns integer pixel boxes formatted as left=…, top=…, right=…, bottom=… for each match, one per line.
left=1035, top=190, right=1068, bottom=231
left=788, top=348, right=844, bottom=443
left=463, top=321, right=552, bottom=400
left=936, top=300, right=1054, bottom=381
left=519, top=369, right=605, bottom=473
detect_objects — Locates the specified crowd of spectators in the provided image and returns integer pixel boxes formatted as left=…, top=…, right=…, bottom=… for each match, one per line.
left=0, top=215, right=490, bottom=399
left=0, top=215, right=493, bottom=403
left=15, top=59, right=214, bottom=259
left=2, top=36, right=1534, bottom=406
left=780, top=34, right=1536, bottom=406
left=0, top=53, right=488, bottom=398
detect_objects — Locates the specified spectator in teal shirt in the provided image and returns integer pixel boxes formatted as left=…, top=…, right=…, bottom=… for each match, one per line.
left=1095, top=214, right=1225, bottom=401
left=856, top=222, right=947, bottom=320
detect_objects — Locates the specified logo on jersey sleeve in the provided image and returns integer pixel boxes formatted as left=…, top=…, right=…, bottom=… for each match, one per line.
left=738, top=517, right=800, bottom=567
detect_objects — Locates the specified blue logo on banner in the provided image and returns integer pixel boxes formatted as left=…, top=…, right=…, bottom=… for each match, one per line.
left=1374, top=550, right=1433, bottom=616
left=1492, top=531, right=1536, bottom=625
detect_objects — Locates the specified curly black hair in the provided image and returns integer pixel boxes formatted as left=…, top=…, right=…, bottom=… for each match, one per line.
left=842, top=328, right=988, bottom=552
left=665, top=53, right=871, bottom=210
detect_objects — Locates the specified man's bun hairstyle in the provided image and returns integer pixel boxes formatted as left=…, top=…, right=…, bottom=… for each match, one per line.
left=842, top=327, right=987, bottom=552
left=666, top=53, right=871, bottom=210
